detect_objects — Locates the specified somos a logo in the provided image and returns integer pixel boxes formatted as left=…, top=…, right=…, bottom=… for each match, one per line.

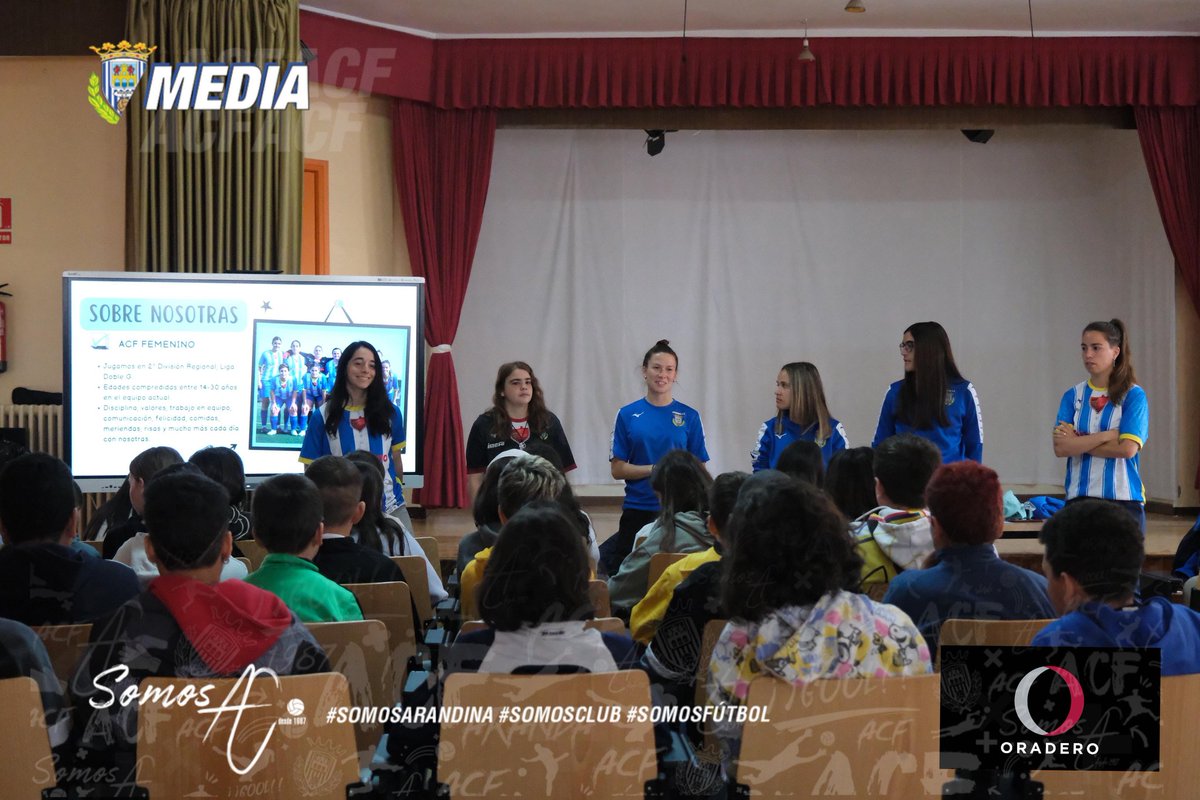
left=88, top=40, right=309, bottom=124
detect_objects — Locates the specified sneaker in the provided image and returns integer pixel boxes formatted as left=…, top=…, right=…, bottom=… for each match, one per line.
left=294, top=429, right=305, bottom=437
left=266, top=429, right=277, bottom=436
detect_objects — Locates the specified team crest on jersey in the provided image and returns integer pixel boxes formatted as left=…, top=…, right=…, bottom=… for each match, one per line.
left=672, top=411, right=685, bottom=427
left=944, top=389, right=956, bottom=406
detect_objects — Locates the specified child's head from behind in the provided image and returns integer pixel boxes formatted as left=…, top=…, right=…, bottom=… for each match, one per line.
left=252, top=474, right=324, bottom=554
left=305, top=455, right=366, bottom=530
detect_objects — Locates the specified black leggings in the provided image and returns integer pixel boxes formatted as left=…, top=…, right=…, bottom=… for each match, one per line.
left=598, top=507, right=658, bottom=578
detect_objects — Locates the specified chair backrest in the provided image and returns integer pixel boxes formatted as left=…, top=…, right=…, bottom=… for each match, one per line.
left=234, top=556, right=252, bottom=572
left=737, top=673, right=949, bottom=797
left=938, top=618, right=1052, bottom=650
left=342, top=581, right=417, bottom=697
left=862, top=582, right=890, bottom=601
left=694, top=618, right=729, bottom=706
left=647, top=552, right=689, bottom=588
left=587, top=580, right=611, bottom=618
left=1033, top=672, right=1200, bottom=798
left=414, top=536, right=443, bottom=580
left=390, top=555, right=432, bottom=623
left=0, top=677, right=55, bottom=800
left=236, top=539, right=269, bottom=571
left=136, top=672, right=360, bottom=800
left=439, top=670, right=656, bottom=798
left=458, top=617, right=627, bottom=639
left=34, top=623, right=92, bottom=690
left=305, top=620, right=394, bottom=768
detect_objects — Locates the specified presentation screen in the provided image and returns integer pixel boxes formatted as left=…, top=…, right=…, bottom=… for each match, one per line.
left=63, top=272, right=425, bottom=491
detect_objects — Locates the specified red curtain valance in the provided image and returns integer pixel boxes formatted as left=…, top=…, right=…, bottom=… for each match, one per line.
left=431, top=36, right=1200, bottom=110
left=297, top=12, right=1200, bottom=110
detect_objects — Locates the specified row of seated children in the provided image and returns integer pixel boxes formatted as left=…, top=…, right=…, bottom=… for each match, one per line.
left=7, top=433, right=1200, bottom=791
left=0, top=443, right=444, bottom=793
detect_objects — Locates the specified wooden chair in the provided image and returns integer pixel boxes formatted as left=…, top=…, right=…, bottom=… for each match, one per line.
left=414, top=536, right=443, bottom=580
left=694, top=618, right=729, bottom=705
left=0, top=677, right=56, bottom=800
left=457, top=617, right=627, bottom=638
left=588, top=579, right=611, bottom=618
left=736, top=673, right=950, bottom=797
left=306, top=620, right=394, bottom=768
left=647, top=552, right=689, bottom=588
left=136, top=672, right=360, bottom=800
left=343, top=581, right=417, bottom=698
left=1034, top=672, right=1200, bottom=798
left=390, top=555, right=433, bottom=623
left=862, top=582, right=890, bottom=601
left=236, top=539, right=269, bottom=571
left=34, top=623, right=92, bottom=690
left=438, top=671, right=657, bottom=798
left=936, top=618, right=1053, bottom=668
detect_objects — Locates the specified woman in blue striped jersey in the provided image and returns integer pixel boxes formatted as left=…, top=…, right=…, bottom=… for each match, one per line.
left=1053, top=319, right=1148, bottom=530
left=300, top=340, right=411, bottom=531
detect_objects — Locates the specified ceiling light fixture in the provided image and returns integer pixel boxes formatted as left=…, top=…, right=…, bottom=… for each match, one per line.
left=844, top=0, right=866, bottom=12
left=798, top=19, right=815, bottom=62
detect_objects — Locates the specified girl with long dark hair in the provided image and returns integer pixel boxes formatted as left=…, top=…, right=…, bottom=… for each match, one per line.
left=464, top=361, right=575, bottom=501
left=1052, top=319, right=1148, bottom=529
left=872, top=321, right=983, bottom=463
left=300, top=341, right=412, bottom=531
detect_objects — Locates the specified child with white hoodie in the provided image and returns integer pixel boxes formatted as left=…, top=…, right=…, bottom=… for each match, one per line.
left=852, top=434, right=942, bottom=585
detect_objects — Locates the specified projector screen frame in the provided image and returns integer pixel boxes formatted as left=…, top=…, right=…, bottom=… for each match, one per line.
left=62, top=271, right=426, bottom=493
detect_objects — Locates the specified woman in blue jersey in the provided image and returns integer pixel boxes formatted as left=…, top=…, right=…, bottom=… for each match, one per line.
left=873, top=321, right=983, bottom=464
left=752, top=362, right=847, bottom=471
left=600, top=340, right=709, bottom=577
left=1053, top=319, right=1148, bottom=530
left=300, top=341, right=412, bottom=531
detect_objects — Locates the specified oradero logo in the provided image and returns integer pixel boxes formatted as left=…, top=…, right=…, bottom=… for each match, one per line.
left=1013, top=665, right=1085, bottom=736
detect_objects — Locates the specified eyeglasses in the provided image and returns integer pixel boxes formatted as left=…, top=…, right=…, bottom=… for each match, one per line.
left=899, top=341, right=915, bottom=353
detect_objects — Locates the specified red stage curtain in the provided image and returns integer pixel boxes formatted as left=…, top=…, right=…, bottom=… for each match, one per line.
left=392, top=100, right=496, bottom=507
left=431, top=36, right=1200, bottom=110
left=1135, top=106, right=1200, bottom=488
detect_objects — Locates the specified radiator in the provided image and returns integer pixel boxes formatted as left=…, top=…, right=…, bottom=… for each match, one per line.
left=0, top=404, right=63, bottom=459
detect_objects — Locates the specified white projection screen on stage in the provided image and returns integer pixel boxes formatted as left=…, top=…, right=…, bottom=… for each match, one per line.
left=63, top=273, right=425, bottom=491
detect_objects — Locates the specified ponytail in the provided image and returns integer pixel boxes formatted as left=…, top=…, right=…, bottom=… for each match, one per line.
left=1084, top=319, right=1137, bottom=404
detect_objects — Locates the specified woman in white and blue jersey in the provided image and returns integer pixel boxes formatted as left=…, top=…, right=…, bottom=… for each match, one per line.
left=873, top=321, right=983, bottom=464
left=752, top=362, right=847, bottom=472
left=1053, top=319, right=1148, bottom=531
left=300, top=341, right=412, bottom=532
left=601, top=339, right=709, bottom=577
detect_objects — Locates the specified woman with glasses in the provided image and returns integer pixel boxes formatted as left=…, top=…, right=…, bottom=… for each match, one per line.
left=872, top=321, right=983, bottom=463
left=752, top=362, right=847, bottom=472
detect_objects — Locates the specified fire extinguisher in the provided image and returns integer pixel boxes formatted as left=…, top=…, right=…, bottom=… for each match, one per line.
left=0, top=283, right=10, bottom=373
